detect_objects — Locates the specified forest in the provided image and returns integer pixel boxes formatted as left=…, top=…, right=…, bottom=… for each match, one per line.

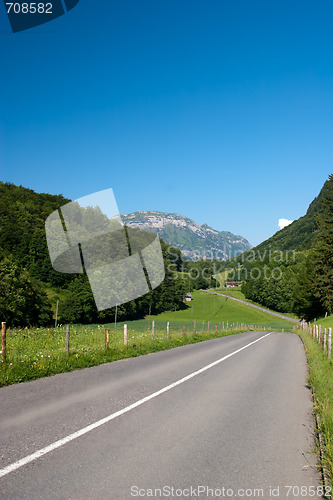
left=0, top=182, right=211, bottom=327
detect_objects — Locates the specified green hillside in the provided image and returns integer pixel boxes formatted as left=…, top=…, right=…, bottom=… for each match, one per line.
left=202, top=181, right=328, bottom=285
left=150, top=290, right=295, bottom=330
left=0, top=182, right=71, bottom=285
left=240, top=181, right=326, bottom=259
left=254, top=190, right=323, bottom=253
left=0, top=182, right=189, bottom=327
left=233, top=175, right=333, bottom=321
left=312, top=315, right=333, bottom=328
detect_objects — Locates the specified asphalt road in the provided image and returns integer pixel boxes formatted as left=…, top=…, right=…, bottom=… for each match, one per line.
left=0, top=332, right=320, bottom=499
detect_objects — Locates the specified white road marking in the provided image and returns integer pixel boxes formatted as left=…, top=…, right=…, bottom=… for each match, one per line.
left=0, top=332, right=272, bottom=478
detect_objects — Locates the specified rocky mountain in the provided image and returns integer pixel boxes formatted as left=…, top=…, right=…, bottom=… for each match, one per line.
left=121, top=211, right=252, bottom=261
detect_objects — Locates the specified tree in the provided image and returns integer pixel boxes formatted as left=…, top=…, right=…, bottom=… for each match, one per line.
left=311, top=174, right=333, bottom=314
left=58, top=276, right=98, bottom=324
left=0, top=256, right=53, bottom=327
left=292, top=250, right=325, bottom=321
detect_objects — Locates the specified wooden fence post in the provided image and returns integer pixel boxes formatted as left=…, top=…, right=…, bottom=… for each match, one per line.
left=207, top=321, right=210, bottom=333
left=124, top=324, right=128, bottom=346
left=215, top=324, right=217, bottom=333
left=152, top=320, right=155, bottom=340
left=328, top=328, right=332, bottom=358
left=323, top=328, right=327, bottom=351
left=65, top=325, right=70, bottom=356
left=105, top=329, right=110, bottom=350
left=1, top=322, right=6, bottom=364
left=55, top=299, right=59, bottom=328
left=167, top=321, right=170, bottom=340
left=182, top=325, right=186, bottom=338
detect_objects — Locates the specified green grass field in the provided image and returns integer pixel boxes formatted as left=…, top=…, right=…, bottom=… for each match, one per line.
left=0, top=321, right=247, bottom=387
left=0, top=289, right=295, bottom=387
left=150, top=290, right=296, bottom=330
left=211, top=287, right=298, bottom=319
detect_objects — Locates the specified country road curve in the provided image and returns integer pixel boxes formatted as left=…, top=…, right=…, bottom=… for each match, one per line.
left=202, top=289, right=300, bottom=323
left=0, top=331, right=320, bottom=499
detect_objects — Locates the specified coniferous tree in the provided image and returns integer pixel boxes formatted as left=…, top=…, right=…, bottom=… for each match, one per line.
left=292, top=250, right=325, bottom=320
left=312, top=174, right=333, bottom=314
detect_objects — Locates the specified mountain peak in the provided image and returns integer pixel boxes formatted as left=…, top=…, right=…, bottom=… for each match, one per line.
left=121, top=211, right=251, bottom=260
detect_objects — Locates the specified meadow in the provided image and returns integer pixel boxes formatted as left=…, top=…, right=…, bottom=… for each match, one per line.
left=0, top=290, right=296, bottom=387
left=0, top=321, right=244, bottom=387
left=212, top=286, right=298, bottom=319
left=150, top=289, right=296, bottom=329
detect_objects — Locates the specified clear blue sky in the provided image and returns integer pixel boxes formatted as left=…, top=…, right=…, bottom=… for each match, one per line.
left=1, top=0, right=332, bottom=246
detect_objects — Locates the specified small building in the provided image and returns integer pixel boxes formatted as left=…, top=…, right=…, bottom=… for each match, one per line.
left=185, top=292, right=193, bottom=302
left=225, top=281, right=241, bottom=288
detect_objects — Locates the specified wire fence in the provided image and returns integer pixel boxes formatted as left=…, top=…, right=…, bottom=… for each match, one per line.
left=1, top=321, right=263, bottom=364
left=306, top=323, right=332, bottom=358
left=0, top=319, right=284, bottom=367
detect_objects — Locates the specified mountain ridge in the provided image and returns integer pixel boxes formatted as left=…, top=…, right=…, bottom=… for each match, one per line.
left=121, top=210, right=252, bottom=260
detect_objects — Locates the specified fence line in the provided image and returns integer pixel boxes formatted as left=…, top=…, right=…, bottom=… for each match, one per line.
left=0, top=320, right=292, bottom=367
left=142, top=321, right=271, bottom=339
left=308, top=323, right=332, bottom=359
